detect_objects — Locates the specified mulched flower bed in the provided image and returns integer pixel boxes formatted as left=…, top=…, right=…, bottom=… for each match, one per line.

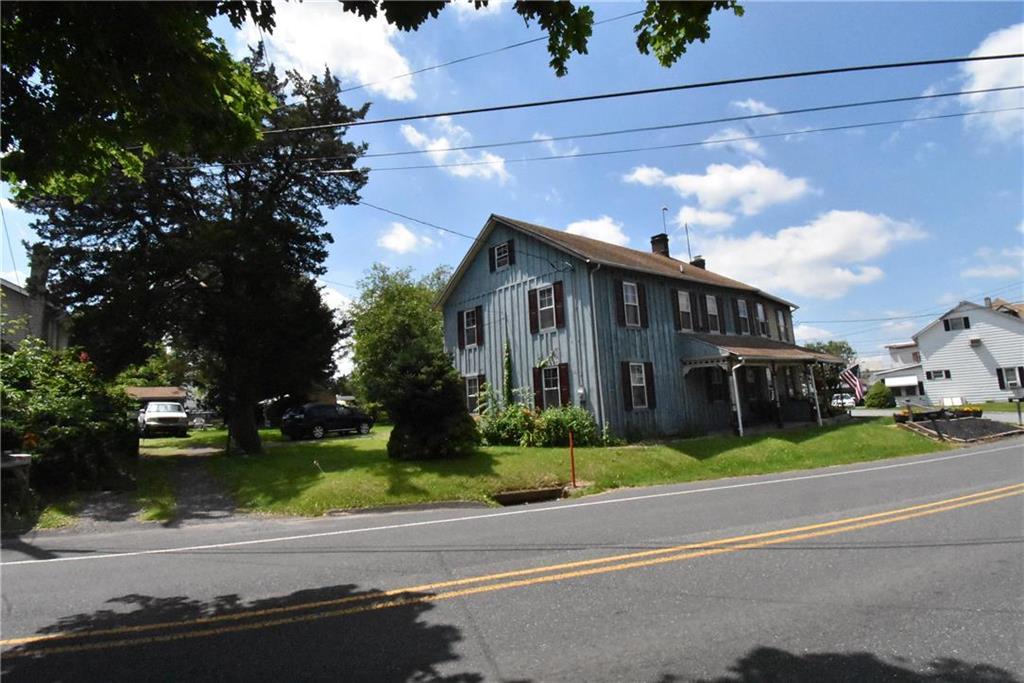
left=902, top=417, right=1024, bottom=442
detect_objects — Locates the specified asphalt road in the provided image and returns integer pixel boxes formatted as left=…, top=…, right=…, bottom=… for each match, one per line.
left=2, top=439, right=1022, bottom=682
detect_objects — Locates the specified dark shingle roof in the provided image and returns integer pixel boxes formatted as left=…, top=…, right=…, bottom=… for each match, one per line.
left=690, top=333, right=845, bottom=364
left=492, top=215, right=794, bottom=307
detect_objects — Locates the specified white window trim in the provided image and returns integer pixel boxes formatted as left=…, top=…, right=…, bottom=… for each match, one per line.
left=623, top=281, right=641, bottom=328
left=464, top=309, right=478, bottom=348
left=465, top=376, right=480, bottom=413
left=706, top=294, right=720, bottom=334
left=1002, top=367, right=1021, bottom=389
left=494, top=242, right=510, bottom=269
left=542, top=366, right=561, bottom=408
left=537, top=285, right=556, bottom=332
left=927, top=369, right=951, bottom=381
left=677, top=290, right=693, bottom=332
left=946, top=317, right=966, bottom=331
left=737, top=300, right=750, bottom=335
left=629, top=362, right=648, bottom=410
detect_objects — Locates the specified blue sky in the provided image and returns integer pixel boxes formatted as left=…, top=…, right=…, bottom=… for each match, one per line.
left=2, top=2, right=1021, bottom=369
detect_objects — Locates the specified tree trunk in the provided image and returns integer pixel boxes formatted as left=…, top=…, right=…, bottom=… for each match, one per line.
left=227, top=401, right=262, bottom=454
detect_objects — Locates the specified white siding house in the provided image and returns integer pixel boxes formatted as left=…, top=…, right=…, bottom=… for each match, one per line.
left=912, top=300, right=1024, bottom=404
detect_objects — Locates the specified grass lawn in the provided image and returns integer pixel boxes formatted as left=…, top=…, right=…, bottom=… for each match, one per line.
left=200, top=418, right=950, bottom=517
left=967, top=402, right=1023, bottom=413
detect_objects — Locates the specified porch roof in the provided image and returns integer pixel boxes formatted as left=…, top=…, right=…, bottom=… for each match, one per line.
left=683, top=333, right=845, bottom=366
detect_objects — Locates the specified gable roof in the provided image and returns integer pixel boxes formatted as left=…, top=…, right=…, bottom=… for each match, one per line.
left=437, top=214, right=795, bottom=308
left=991, top=298, right=1024, bottom=317
left=910, top=299, right=1024, bottom=340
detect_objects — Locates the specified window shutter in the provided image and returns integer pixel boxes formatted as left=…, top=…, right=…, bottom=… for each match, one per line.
left=671, top=290, right=682, bottom=331
left=621, top=362, right=633, bottom=411
left=553, top=281, right=565, bottom=329
left=748, top=300, right=759, bottom=336
left=532, top=368, right=543, bottom=409
left=615, top=280, right=626, bottom=327
left=699, top=295, right=710, bottom=332
left=507, top=240, right=516, bottom=265
left=942, top=319, right=950, bottom=331
left=638, top=283, right=649, bottom=328
left=918, top=381, right=925, bottom=395
left=690, top=292, right=701, bottom=331
left=457, top=310, right=465, bottom=349
left=527, top=288, right=539, bottom=334
left=478, top=374, right=486, bottom=392
left=644, top=362, right=656, bottom=409
left=1018, top=367, right=1024, bottom=386
left=488, top=247, right=496, bottom=273
left=475, top=305, right=484, bottom=346
left=731, top=298, right=741, bottom=333
left=558, top=363, right=570, bottom=407
left=716, top=296, right=725, bottom=334
left=962, top=316, right=970, bottom=329
left=945, top=370, right=951, bottom=379
left=997, top=368, right=1006, bottom=389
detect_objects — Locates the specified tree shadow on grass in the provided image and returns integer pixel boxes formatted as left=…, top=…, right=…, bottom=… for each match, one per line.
left=2, top=584, right=487, bottom=682
left=663, top=646, right=1020, bottom=682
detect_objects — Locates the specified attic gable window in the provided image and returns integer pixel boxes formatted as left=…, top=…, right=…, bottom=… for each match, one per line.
left=943, top=316, right=970, bottom=331
left=737, top=300, right=750, bottom=334
left=494, top=243, right=509, bottom=268
left=488, top=240, right=515, bottom=272
left=623, top=281, right=641, bottom=327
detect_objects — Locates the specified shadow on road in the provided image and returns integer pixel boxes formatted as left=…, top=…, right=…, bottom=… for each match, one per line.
left=671, top=646, right=1020, bottom=682
left=2, top=584, right=486, bottom=682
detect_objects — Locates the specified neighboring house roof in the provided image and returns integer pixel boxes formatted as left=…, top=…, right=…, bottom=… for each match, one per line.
left=687, top=333, right=845, bottom=364
left=990, top=298, right=1024, bottom=317
left=910, top=299, right=1024, bottom=340
left=123, top=386, right=187, bottom=401
left=885, top=341, right=917, bottom=349
left=437, top=214, right=796, bottom=308
left=871, top=363, right=922, bottom=377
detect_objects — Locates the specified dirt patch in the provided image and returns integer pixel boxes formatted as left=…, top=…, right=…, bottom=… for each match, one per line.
left=903, top=417, right=1024, bottom=442
left=140, top=446, right=224, bottom=457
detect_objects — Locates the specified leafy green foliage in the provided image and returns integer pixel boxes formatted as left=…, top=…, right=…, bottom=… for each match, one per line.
left=529, top=406, right=600, bottom=447
left=480, top=402, right=539, bottom=446
left=114, top=346, right=196, bottom=388
left=479, top=385, right=600, bottom=447
left=864, top=381, right=896, bottom=409
left=804, top=340, right=857, bottom=411
left=634, top=1, right=743, bottom=67
left=0, top=339, right=138, bottom=493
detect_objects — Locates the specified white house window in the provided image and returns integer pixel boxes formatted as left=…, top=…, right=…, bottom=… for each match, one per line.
left=630, top=363, right=648, bottom=409
left=756, top=303, right=769, bottom=335
left=737, top=300, right=750, bottom=334
left=1002, top=367, right=1021, bottom=389
left=677, top=291, right=693, bottom=331
left=776, top=309, right=788, bottom=342
left=542, top=367, right=561, bottom=408
left=494, top=242, right=510, bottom=269
left=623, top=282, right=641, bottom=327
left=945, top=316, right=969, bottom=331
left=537, top=286, right=556, bottom=331
left=706, top=295, right=720, bottom=333
left=926, top=370, right=952, bottom=380
left=465, top=376, right=480, bottom=413
left=464, top=308, right=478, bottom=347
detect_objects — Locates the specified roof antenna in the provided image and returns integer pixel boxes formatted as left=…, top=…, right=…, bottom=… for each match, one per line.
left=665, top=206, right=693, bottom=261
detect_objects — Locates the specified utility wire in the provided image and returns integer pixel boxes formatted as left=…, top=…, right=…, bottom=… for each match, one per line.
left=341, top=9, right=644, bottom=94
left=265, top=53, right=1024, bottom=133
left=0, top=203, right=23, bottom=287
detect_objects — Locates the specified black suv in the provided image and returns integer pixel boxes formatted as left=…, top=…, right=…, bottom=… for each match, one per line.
left=280, top=403, right=374, bottom=440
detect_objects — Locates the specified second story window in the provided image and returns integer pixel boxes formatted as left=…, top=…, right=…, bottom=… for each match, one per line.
left=755, top=303, right=769, bottom=336
left=776, top=309, right=788, bottom=342
left=623, top=281, right=641, bottom=327
left=912, top=351, right=921, bottom=363
left=538, top=286, right=556, bottom=331
left=737, top=300, right=750, bottom=334
left=464, top=309, right=478, bottom=347
left=677, top=291, right=693, bottom=331
left=943, top=316, right=970, bottom=331
left=488, top=240, right=515, bottom=272
left=706, top=295, right=720, bottom=333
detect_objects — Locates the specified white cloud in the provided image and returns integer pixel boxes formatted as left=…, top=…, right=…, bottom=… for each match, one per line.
left=451, top=0, right=504, bottom=20
left=376, top=222, right=437, bottom=254
left=702, top=128, right=765, bottom=157
left=565, top=215, right=630, bottom=246
left=697, top=210, right=926, bottom=299
left=794, top=324, right=833, bottom=343
left=236, top=2, right=416, bottom=101
left=959, top=23, right=1024, bottom=140
left=675, top=206, right=735, bottom=230
left=625, top=161, right=811, bottom=216
left=962, top=264, right=1020, bottom=279
left=731, top=99, right=778, bottom=116
left=401, top=118, right=510, bottom=183
left=960, top=244, right=1022, bottom=279
left=532, top=132, right=580, bottom=157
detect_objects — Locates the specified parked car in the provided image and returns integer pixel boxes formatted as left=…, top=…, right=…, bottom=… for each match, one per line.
left=830, top=393, right=856, bottom=408
left=280, top=403, right=374, bottom=440
left=138, top=402, right=189, bottom=437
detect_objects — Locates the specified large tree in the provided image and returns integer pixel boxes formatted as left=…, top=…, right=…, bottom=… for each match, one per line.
left=2, top=1, right=742, bottom=199
left=24, top=55, right=366, bottom=453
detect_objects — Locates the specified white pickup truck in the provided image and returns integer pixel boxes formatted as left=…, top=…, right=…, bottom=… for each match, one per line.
left=138, top=402, right=189, bottom=438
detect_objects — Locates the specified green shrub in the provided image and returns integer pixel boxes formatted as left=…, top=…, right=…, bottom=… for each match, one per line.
left=530, top=406, right=600, bottom=447
left=480, top=403, right=538, bottom=446
left=863, top=381, right=896, bottom=409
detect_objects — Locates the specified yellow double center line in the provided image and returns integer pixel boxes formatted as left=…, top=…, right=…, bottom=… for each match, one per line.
left=3, top=482, right=1022, bottom=657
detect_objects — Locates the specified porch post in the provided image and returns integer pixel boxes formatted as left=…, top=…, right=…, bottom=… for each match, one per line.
left=730, top=364, right=744, bottom=437
left=771, top=363, right=784, bottom=428
left=808, top=363, right=823, bottom=426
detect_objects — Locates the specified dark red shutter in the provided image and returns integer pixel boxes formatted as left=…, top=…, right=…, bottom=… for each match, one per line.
left=638, top=283, right=648, bottom=328
left=532, top=368, right=543, bottom=409
left=716, top=296, right=725, bottom=334
left=478, top=374, right=486, bottom=392
left=942, top=319, right=950, bottom=331
left=488, top=247, right=496, bottom=272
left=474, top=305, right=484, bottom=346
left=457, top=310, right=465, bottom=349
left=507, top=240, right=515, bottom=265
left=615, top=280, right=626, bottom=326
left=527, top=288, right=539, bottom=334
left=644, top=362, right=656, bottom=409
left=997, top=368, right=1006, bottom=389
left=558, top=363, right=570, bottom=407
left=671, top=290, right=682, bottom=331
left=689, top=292, right=701, bottom=331
left=621, top=362, right=633, bottom=411
left=963, top=316, right=970, bottom=329
left=553, top=281, right=565, bottom=328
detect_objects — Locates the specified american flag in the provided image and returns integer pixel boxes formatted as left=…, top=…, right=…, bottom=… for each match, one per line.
left=840, top=363, right=864, bottom=401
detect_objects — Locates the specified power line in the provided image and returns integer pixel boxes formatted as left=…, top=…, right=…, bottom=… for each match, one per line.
left=265, top=52, right=1024, bottom=134
left=0, top=202, right=23, bottom=287
left=341, top=9, right=644, bottom=94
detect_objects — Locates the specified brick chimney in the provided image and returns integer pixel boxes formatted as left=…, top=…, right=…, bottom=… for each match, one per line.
left=690, top=255, right=706, bottom=269
left=650, top=233, right=670, bottom=257
left=984, top=297, right=992, bottom=307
